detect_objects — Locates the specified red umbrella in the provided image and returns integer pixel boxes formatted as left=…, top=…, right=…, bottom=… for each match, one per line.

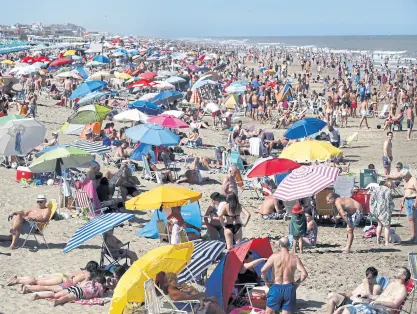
left=35, top=56, right=51, bottom=63
left=127, top=80, right=157, bottom=89
left=139, top=72, right=157, bottom=80
left=246, top=158, right=301, bottom=179
left=49, top=58, right=73, bottom=67
left=21, top=56, right=35, bottom=64
left=147, top=114, right=189, bottom=129
left=273, top=166, right=339, bottom=201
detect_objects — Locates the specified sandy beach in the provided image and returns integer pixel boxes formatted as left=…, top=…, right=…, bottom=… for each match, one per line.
left=0, top=56, right=416, bottom=314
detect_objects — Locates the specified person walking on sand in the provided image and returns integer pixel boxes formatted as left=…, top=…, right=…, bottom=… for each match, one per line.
left=359, top=99, right=370, bottom=129
left=383, top=132, right=393, bottom=176
left=261, top=237, right=308, bottom=314
left=400, top=169, right=417, bottom=242
left=326, top=193, right=363, bottom=254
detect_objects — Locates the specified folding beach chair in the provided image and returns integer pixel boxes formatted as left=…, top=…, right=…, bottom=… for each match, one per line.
left=341, top=132, right=359, bottom=148
left=235, top=169, right=261, bottom=200
left=21, top=199, right=57, bottom=249
left=73, top=190, right=106, bottom=220
left=144, top=279, right=188, bottom=314
left=142, top=154, right=162, bottom=184
left=360, top=169, right=378, bottom=188
left=157, top=219, right=171, bottom=245
left=99, top=240, right=130, bottom=268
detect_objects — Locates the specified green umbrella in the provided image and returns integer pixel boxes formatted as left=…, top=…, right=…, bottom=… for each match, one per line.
left=0, top=114, right=24, bottom=127
left=29, top=147, right=93, bottom=173
left=54, top=67, right=71, bottom=75
left=68, top=104, right=111, bottom=125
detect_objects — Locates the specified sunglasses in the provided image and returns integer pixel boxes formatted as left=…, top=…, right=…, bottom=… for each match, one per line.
left=37, top=200, right=46, bottom=204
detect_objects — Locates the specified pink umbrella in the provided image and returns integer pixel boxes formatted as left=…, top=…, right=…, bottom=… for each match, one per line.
left=273, top=166, right=339, bottom=201
left=147, top=114, right=189, bottom=129
left=139, top=72, right=157, bottom=80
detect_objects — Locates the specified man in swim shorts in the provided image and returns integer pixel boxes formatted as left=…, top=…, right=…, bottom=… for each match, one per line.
left=261, top=237, right=308, bottom=314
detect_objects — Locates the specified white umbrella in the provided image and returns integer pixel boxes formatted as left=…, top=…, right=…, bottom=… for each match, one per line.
left=165, top=76, right=186, bottom=84
left=0, top=118, right=46, bottom=156
left=163, top=110, right=184, bottom=118
left=205, top=102, right=220, bottom=113
left=55, top=71, right=83, bottom=80
left=114, top=109, right=149, bottom=123
left=89, top=71, right=113, bottom=80
left=139, top=93, right=158, bottom=101
left=85, top=61, right=105, bottom=67
left=154, top=81, right=175, bottom=90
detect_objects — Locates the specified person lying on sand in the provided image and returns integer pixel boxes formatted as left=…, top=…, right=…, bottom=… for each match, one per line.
left=31, top=271, right=106, bottom=307
left=336, top=267, right=410, bottom=314
left=326, top=267, right=382, bottom=314
left=5, top=194, right=51, bottom=249
left=8, top=261, right=98, bottom=289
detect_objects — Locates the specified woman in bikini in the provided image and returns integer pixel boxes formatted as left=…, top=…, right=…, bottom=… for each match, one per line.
left=218, top=193, right=251, bottom=250
left=7, top=261, right=98, bottom=291
left=326, top=96, right=334, bottom=126
left=203, top=192, right=226, bottom=240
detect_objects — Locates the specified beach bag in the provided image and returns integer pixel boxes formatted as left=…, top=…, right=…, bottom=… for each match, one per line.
left=364, top=225, right=376, bottom=238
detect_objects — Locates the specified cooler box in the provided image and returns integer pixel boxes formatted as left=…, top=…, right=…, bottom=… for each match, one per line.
left=16, top=166, right=33, bottom=181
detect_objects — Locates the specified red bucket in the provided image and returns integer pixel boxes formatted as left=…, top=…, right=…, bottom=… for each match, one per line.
left=352, top=189, right=370, bottom=214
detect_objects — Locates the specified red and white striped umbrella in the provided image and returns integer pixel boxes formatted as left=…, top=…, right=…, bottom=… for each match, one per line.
left=273, top=166, right=339, bottom=201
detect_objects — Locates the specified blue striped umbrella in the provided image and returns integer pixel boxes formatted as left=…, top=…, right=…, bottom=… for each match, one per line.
left=177, top=240, right=225, bottom=283
left=64, top=213, right=134, bottom=253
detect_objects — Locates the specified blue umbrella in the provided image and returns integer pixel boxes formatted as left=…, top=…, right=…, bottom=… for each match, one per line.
left=114, top=48, right=128, bottom=55
left=151, top=90, right=183, bottom=106
left=77, top=91, right=111, bottom=105
left=197, top=66, right=209, bottom=73
left=284, top=118, right=327, bottom=140
left=70, top=80, right=108, bottom=100
left=125, top=123, right=180, bottom=146
left=92, top=55, right=110, bottom=63
left=251, top=80, right=260, bottom=88
left=64, top=213, right=134, bottom=253
left=74, top=67, right=89, bottom=79
left=128, top=100, right=163, bottom=115
left=258, top=66, right=267, bottom=72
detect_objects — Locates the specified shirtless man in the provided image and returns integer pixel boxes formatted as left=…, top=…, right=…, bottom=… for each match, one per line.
left=339, top=267, right=410, bottom=314
left=400, top=170, right=417, bottom=242
left=261, top=237, right=308, bottom=314
left=383, top=132, right=393, bottom=175
left=251, top=91, right=259, bottom=121
left=114, top=142, right=130, bottom=160
left=326, top=193, right=363, bottom=254
left=359, top=99, right=370, bottom=129
left=6, top=194, right=51, bottom=249
left=63, top=77, right=73, bottom=108
left=327, top=267, right=382, bottom=314
left=254, top=195, right=280, bottom=216
left=222, top=165, right=238, bottom=196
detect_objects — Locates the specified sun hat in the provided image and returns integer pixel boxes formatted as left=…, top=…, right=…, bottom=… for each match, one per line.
left=36, top=194, right=47, bottom=201
left=292, top=203, right=304, bottom=215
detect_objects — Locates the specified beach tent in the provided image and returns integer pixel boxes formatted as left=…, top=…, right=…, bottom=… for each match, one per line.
left=223, top=94, right=240, bottom=109
left=275, top=83, right=294, bottom=103
left=205, top=238, right=273, bottom=310
left=136, top=202, right=202, bottom=238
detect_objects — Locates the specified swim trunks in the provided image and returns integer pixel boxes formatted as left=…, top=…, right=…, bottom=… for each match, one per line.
left=346, top=303, right=389, bottom=314
left=266, top=283, right=296, bottom=312
left=404, top=197, right=417, bottom=219
left=347, top=211, right=363, bottom=228
left=382, top=156, right=391, bottom=169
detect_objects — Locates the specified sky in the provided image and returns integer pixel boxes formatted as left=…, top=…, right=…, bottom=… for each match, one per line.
left=2, top=0, right=417, bottom=37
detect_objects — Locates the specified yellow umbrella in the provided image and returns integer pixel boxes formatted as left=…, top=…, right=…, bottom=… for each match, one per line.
left=223, top=94, right=240, bottom=109
left=63, top=50, right=76, bottom=56
left=280, top=140, right=343, bottom=162
left=115, top=72, right=132, bottom=80
left=1, top=60, right=15, bottom=65
left=109, top=242, right=193, bottom=314
left=125, top=186, right=202, bottom=210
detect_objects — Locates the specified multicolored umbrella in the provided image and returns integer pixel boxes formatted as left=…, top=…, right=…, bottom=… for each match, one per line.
left=273, top=166, right=340, bottom=201
left=246, top=158, right=301, bottom=179
left=147, top=114, right=189, bottom=129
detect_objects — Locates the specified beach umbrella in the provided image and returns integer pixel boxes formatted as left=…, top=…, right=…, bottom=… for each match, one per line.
left=139, top=93, right=159, bottom=101
left=264, top=69, right=276, bottom=75
left=114, top=72, right=132, bottom=80
left=125, top=123, right=180, bottom=146
left=49, top=58, right=73, bottom=68
left=171, top=52, right=187, bottom=60
left=54, top=71, right=84, bottom=80
left=68, top=104, right=111, bottom=125
left=139, top=71, right=157, bottom=80
left=127, top=79, right=155, bottom=89
left=147, top=114, right=189, bottom=129
left=54, top=66, right=71, bottom=75
left=35, top=56, right=50, bottom=63
left=92, top=55, right=110, bottom=63
left=163, top=110, right=184, bottom=118
left=127, top=100, right=162, bottom=115
left=89, top=71, right=113, bottom=80
left=284, top=118, right=327, bottom=140
left=113, top=109, right=149, bottom=123
left=114, top=48, right=128, bottom=55
left=0, top=114, right=24, bottom=126
left=197, top=66, right=210, bottom=73
left=73, top=140, right=111, bottom=155
left=158, top=70, right=176, bottom=77
left=109, top=243, right=193, bottom=314
left=0, top=118, right=46, bottom=156
left=280, top=140, right=343, bottom=163
left=76, top=91, right=111, bottom=106
left=177, top=240, right=225, bottom=284
left=225, top=84, right=246, bottom=93
left=246, top=158, right=301, bottom=179
left=85, top=61, right=105, bottom=67
left=151, top=90, right=183, bottom=106
left=273, top=166, right=340, bottom=201
left=165, top=76, right=186, bottom=84
left=74, top=67, right=89, bottom=80
left=29, top=147, right=93, bottom=173
left=64, top=213, right=134, bottom=253
left=1, top=60, right=15, bottom=65
left=20, top=56, right=36, bottom=64
left=70, top=80, right=108, bottom=99
left=153, top=81, right=175, bottom=90
left=125, top=186, right=202, bottom=210
left=63, top=49, right=76, bottom=56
